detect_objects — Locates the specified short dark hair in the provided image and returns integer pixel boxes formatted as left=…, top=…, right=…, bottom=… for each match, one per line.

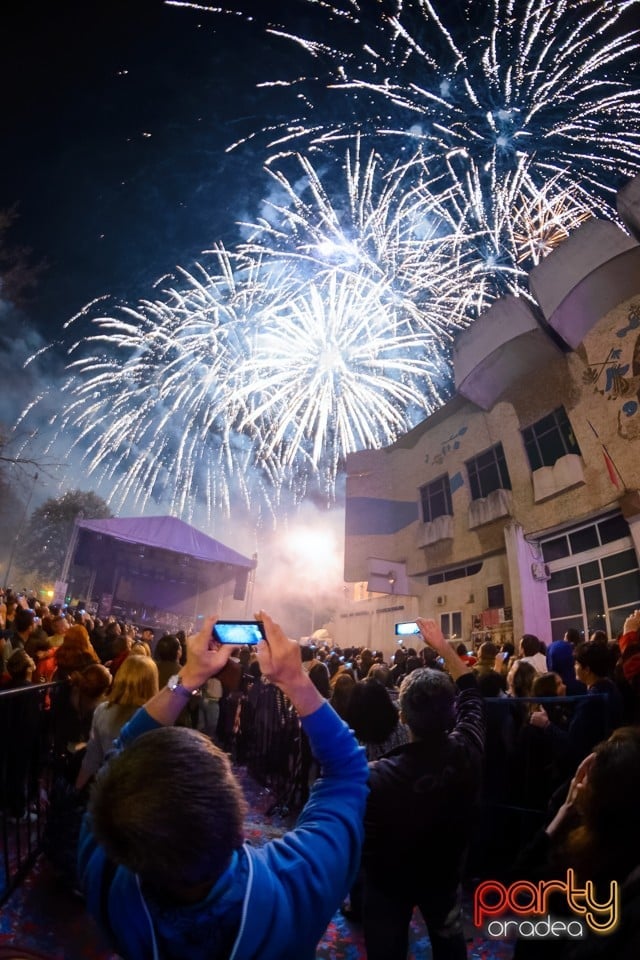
left=398, top=667, right=456, bottom=739
left=565, top=628, right=582, bottom=645
left=15, top=607, right=35, bottom=633
left=574, top=641, right=611, bottom=678
left=89, top=727, right=247, bottom=893
left=154, top=634, right=181, bottom=662
left=520, top=634, right=541, bottom=657
left=7, top=649, right=36, bottom=680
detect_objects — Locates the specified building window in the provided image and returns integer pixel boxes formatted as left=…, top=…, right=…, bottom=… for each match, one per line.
left=522, top=407, right=581, bottom=471
left=541, top=513, right=638, bottom=639
left=420, top=474, right=452, bottom=523
left=427, top=562, right=483, bottom=585
left=466, top=443, right=511, bottom=500
left=440, top=611, right=463, bottom=640
left=487, top=583, right=505, bottom=609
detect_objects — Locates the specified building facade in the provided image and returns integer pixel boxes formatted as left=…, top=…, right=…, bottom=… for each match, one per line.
left=336, top=176, right=640, bottom=657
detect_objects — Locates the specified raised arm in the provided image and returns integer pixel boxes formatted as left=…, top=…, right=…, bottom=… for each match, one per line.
left=417, top=617, right=473, bottom=682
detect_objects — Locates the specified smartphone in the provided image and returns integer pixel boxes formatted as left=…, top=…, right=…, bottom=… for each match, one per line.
left=395, top=620, right=420, bottom=636
left=212, top=620, right=266, bottom=645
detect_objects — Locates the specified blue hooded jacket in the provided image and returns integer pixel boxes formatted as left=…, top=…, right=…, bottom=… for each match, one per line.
left=78, top=701, right=368, bottom=960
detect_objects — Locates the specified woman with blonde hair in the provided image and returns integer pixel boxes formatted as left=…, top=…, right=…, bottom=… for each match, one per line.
left=75, top=655, right=158, bottom=789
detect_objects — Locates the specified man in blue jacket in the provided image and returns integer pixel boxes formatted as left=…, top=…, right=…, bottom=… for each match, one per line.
left=78, top=610, right=369, bottom=960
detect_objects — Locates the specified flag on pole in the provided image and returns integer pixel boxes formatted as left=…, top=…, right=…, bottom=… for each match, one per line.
left=587, top=420, right=621, bottom=488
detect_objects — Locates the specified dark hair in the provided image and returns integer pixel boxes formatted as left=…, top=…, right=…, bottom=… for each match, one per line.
left=564, top=727, right=640, bottom=883
left=345, top=678, right=401, bottom=745
left=398, top=667, right=456, bottom=739
left=477, top=671, right=506, bottom=698
left=532, top=672, right=560, bottom=699
left=405, top=655, right=422, bottom=674
left=510, top=660, right=536, bottom=698
left=70, top=662, right=112, bottom=699
left=330, top=673, right=356, bottom=721
left=14, top=607, right=35, bottom=633
left=89, top=727, right=247, bottom=893
left=574, top=641, right=611, bottom=678
left=154, top=634, right=181, bottom=662
left=520, top=634, right=541, bottom=657
left=565, top=628, right=582, bottom=645
left=7, top=648, right=36, bottom=680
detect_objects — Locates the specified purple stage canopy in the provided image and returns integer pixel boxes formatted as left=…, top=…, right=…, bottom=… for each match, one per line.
left=72, top=516, right=256, bottom=620
left=76, top=515, right=255, bottom=568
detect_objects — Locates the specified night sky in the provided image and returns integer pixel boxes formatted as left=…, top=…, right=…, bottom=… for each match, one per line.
left=2, top=0, right=287, bottom=331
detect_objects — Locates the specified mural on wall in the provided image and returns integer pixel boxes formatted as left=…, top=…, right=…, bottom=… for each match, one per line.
left=581, top=302, right=640, bottom=441
left=424, top=425, right=468, bottom=496
left=424, top=425, right=468, bottom=466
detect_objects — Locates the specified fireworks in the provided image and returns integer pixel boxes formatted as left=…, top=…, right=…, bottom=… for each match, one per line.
left=212, top=0, right=640, bottom=291
left=29, top=150, right=476, bottom=517
left=20, top=1, right=640, bottom=520
left=253, top=1, right=640, bottom=186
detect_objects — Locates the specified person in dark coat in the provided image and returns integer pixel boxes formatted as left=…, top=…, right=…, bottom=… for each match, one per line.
left=360, top=618, right=485, bottom=960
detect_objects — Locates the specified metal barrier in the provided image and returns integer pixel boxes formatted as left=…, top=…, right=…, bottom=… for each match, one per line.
left=232, top=679, right=305, bottom=814
left=0, top=682, right=67, bottom=907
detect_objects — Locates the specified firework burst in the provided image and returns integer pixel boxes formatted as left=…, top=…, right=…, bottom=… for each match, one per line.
left=198, top=0, right=640, bottom=290
left=252, top=0, right=640, bottom=192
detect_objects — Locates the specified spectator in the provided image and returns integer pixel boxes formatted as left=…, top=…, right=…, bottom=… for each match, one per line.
left=2, top=606, right=36, bottom=669
left=5, top=648, right=36, bottom=687
left=300, top=644, right=331, bottom=698
left=61, top=663, right=113, bottom=750
left=616, top=610, right=640, bottom=723
left=139, top=627, right=155, bottom=651
left=54, top=624, right=100, bottom=681
left=512, top=727, right=640, bottom=959
left=154, top=634, right=182, bottom=688
left=532, top=641, right=624, bottom=776
left=330, top=672, right=356, bottom=721
left=25, top=629, right=57, bottom=683
left=474, top=640, right=499, bottom=679
left=130, top=640, right=151, bottom=657
left=519, top=633, right=548, bottom=674
left=355, top=648, right=374, bottom=680
left=547, top=629, right=586, bottom=695
left=389, top=648, right=407, bottom=686
left=0, top=649, right=41, bottom=821
left=49, top=614, right=70, bottom=650
left=107, top=633, right=133, bottom=678
left=78, top=612, right=368, bottom=960
left=360, top=618, right=484, bottom=960
left=75, top=654, right=159, bottom=790
left=345, top=677, right=409, bottom=762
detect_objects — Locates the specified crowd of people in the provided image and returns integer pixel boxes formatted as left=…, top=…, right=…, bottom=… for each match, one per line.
left=2, top=584, right=640, bottom=958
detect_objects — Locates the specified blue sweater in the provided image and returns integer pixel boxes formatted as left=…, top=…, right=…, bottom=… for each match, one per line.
left=78, top=701, right=368, bottom=960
